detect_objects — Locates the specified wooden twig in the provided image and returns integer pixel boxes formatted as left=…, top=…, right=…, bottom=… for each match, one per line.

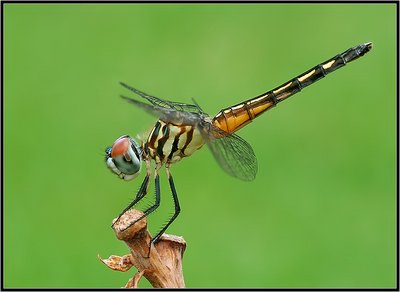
left=99, top=209, right=186, bottom=288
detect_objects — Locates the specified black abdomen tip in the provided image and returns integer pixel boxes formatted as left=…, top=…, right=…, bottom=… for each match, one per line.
left=365, top=42, right=373, bottom=51
left=356, top=42, right=373, bottom=56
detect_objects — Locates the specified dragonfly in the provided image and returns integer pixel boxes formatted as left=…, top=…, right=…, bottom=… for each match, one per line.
left=105, top=42, right=372, bottom=244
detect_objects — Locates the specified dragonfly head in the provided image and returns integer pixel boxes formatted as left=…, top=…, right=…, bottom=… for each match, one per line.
left=105, top=135, right=142, bottom=181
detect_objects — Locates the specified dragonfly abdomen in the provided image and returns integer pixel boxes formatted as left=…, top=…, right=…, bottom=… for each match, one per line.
left=212, top=42, right=372, bottom=134
left=145, top=120, right=205, bottom=164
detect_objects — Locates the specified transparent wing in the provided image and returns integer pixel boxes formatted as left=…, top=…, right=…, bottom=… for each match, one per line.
left=120, top=82, right=203, bottom=114
left=120, top=94, right=174, bottom=119
left=203, top=124, right=258, bottom=181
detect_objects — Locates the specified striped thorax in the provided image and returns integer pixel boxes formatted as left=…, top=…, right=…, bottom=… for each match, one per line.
left=144, top=119, right=205, bottom=164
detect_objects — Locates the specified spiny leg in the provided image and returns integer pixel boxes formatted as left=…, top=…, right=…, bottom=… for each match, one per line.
left=151, top=165, right=181, bottom=245
left=121, top=165, right=161, bottom=232
left=112, top=160, right=152, bottom=228
left=112, top=174, right=150, bottom=228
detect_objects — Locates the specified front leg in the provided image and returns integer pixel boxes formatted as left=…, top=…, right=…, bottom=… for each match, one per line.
left=112, top=159, right=152, bottom=228
left=112, top=174, right=150, bottom=228
left=121, top=164, right=162, bottom=232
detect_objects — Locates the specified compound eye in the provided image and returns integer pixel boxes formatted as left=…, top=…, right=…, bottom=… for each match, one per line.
left=108, top=136, right=141, bottom=177
left=111, top=136, right=130, bottom=158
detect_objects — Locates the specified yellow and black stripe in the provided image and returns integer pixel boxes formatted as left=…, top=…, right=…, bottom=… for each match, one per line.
left=213, top=42, right=372, bottom=134
left=144, top=120, right=205, bottom=164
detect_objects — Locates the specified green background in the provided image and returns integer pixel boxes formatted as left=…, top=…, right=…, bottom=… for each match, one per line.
left=4, top=3, right=397, bottom=288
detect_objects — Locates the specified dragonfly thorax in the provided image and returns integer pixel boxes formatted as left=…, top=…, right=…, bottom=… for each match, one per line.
left=144, top=119, right=205, bottom=164
left=105, top=135, right=142, bottom=181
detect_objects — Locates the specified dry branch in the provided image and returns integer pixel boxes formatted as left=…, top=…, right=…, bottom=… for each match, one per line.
left=99, top=209, right=186, bottom=288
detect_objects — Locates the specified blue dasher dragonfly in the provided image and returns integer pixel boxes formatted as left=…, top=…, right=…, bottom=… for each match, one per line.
left=105, top=42, right=372, bottom=244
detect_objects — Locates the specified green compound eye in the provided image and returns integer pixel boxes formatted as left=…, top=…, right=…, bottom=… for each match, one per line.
left=105, top=136, right=142, bottom=180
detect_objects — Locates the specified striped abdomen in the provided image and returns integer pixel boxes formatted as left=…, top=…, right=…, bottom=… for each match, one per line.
left=213, top=42, right=372, bottom=134
left=145, top=120, right=205, bottom=164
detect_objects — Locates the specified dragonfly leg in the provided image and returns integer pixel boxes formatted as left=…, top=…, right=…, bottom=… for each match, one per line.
left=111, top=174, right=150, bottom=228
left=112, top=160, right=152, bottom=228
left=121, top=165, right=161, bottom=233
left=150, top=165, right=181, bottom=245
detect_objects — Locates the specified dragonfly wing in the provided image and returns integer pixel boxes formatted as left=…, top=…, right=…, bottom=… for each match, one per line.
left=120, top=94, right=162, bottom=117
left=204, top=126, right=258, bottom=181
left=120, top=82, right=203, bottom=114
left=121, top=94, right=202, bottom=126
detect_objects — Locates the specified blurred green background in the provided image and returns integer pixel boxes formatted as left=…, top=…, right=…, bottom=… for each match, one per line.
left=4, top=3, right=396, bottom=288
